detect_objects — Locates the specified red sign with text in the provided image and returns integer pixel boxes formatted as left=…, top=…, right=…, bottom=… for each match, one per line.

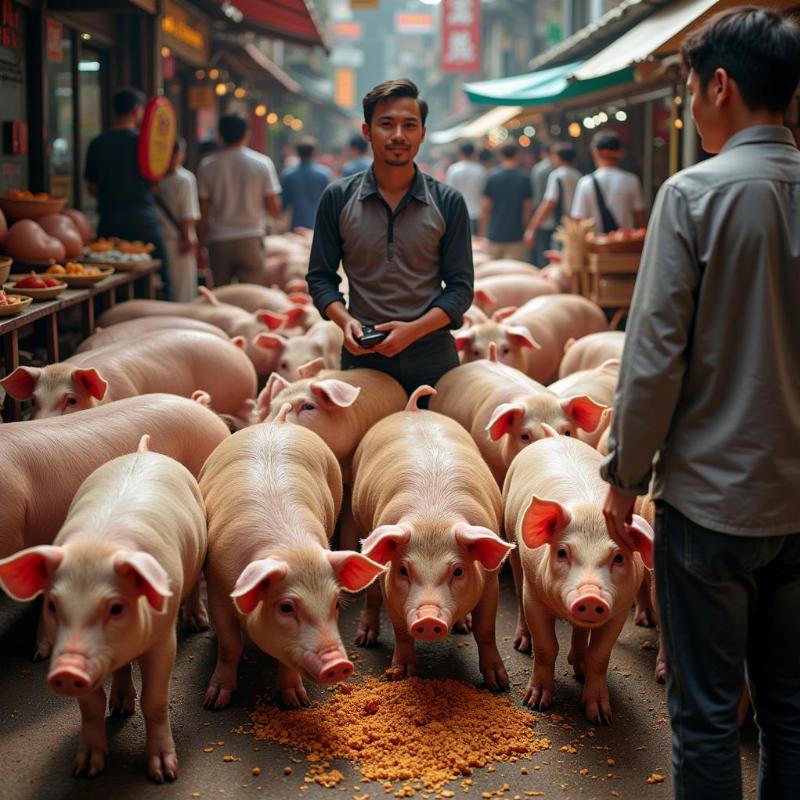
left=441, top=0, right=481, bottom=74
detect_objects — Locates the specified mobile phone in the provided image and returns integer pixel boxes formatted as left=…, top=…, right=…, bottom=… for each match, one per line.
left=357, top=325, right=389, bottom=348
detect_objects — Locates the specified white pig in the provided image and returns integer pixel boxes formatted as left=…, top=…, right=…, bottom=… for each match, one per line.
left=473, top=273, right=558, bottom=317
left=200, top=417, right=384, bottom=710
left=558, top=331, right=625, bottom=378
left=353, top=386, right=514, bottom=688
left=209, top=284, right=321, bottom=332
left=503, top=432, right=653, bottom=723
left=0, top=439, right=207, bottom=782
left=76, top=317, right=230, bottom=353
left=253, top=320, right=344, bottom=382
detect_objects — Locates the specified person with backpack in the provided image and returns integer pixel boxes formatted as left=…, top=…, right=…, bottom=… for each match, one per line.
left=571, top=131, right=646, bottom=232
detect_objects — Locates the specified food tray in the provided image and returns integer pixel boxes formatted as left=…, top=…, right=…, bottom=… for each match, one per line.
left=0, top=294, right=33, bottom=316
left=587, top=237, right=645, bottom=255
left=57, top=268, right=115, bottom=286
left=5, top=278, right=67, bottom=301
left=82, top=256, right=154, bottom=271
left=0, top=195, right=67, bottom=222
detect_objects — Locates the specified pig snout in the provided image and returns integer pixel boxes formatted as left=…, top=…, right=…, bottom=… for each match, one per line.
left=567, top=586, right=611, bottom=625
left=302, top=649, right=354, bottom=684
left=408, top=605, right=451, bottom=641
left=48, top=654, right=97, bottom=696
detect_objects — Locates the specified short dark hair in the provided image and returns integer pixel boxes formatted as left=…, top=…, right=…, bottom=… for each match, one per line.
left=591, top=131, right=621, bottom=153
left=499, top=142, right=518, bottom=160
left=219, top=112, right=249, bottom=145
left=681, top=7, right=800, bottom=114
left=362, top=78, right=428, bottom=126
left=458, top=141, right=476, bottom=157
left=113, top=87, right=145, bottom=118
left=553, top=141, right=576, bottom=163
left=296, top=136, right=317, bottom=160
left=349, top=134, right=368, bottom=153
left=172, top=136, right=186, bottom=155
left=478, top=147, right=494, bottom=165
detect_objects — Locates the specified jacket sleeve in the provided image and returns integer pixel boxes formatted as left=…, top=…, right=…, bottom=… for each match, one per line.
left=306, top=185, right=345, bottom=318
left=430, top=189, right=474, bottom=328
left=600, top=182, right=701, bottom=494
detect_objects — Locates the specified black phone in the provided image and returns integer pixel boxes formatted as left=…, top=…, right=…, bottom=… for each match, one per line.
left=357, top=324, right=389, bottom=348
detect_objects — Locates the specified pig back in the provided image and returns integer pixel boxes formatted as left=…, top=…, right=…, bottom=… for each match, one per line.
left=76, top=317, right=229, bottom=353
left=558, top=331, right=625, bottom=378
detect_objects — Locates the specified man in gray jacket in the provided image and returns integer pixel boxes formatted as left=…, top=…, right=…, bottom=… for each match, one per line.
left=601, top=8, right=800, bottom=799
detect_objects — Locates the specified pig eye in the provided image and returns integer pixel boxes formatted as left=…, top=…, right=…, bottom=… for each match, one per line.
left=109, top=603, right=125, bottom=617
left=65, top=396, right=78, bottom=406
left=453, top=566, right=464, bottom=578
left=520, top=431, right=531, bottom=443
left=398, top=565, right=409, bottom=577
left=301, top=402, right=315, bottom=412
left=280, top=361, right=289, bottom=371
left=47, top=599, right=56, bottom=613
left=279, top=600, right=295, bottom=615
left=472, top=349, right=481, bottom=358
left=556, top=547, right=569, bottom=560
left=613, top=553, right=624, bottom=564
left=563, top=429, right=572, bottom=437
left=501, top=345, right=510, bottom=356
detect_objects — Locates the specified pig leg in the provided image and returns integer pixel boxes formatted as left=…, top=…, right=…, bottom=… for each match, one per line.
left=182, top=574, right=210, bottom=633
left=139, top=632, right=179, bottom=783
left=568, top=626, right=590, bottom=681
left=583, top=611, right=628, bottom=725
left=452, top=613, right=473, bottom=634
left=523, top=591, right=559, bottom=710
left=277, top=663, right=310, bottom=709
left=204, top=582, right=244, bottom=711
left=73, top=687, right=108, bottom=778
left=471, top=576, right=509, bottom=691
left=354, top=582, right=383, bottom=647
left=634, top=569, right=656, bottom=627
left=108, top=663, right=137, bottom=717
left=337, top=486, right=358, bottom=552
left=509, top=547, right=531, bottom=653
left=655, top=632, right=667, bottom=684
left=33, top=605, right=53, bottom=662
left=386, top=606, right=417, bottom=680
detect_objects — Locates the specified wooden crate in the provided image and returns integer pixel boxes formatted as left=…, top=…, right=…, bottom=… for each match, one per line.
left=587, top=252, right=640, bottom=328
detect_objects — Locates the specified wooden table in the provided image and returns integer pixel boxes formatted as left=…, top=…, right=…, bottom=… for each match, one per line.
left=1, top=260, right=160, bottom=421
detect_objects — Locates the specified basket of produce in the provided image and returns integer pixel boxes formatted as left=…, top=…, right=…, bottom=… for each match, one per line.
left=5, top=273, right=67, bottom=300
left=0, top=256, right=11, bottom=285
left=46, top=262, right=114, bottom=286
left=0, top=189, right=68, bottom=222
left=0, top=289, right=33, bottom=316
left=586, top=229, right=646, bottom=254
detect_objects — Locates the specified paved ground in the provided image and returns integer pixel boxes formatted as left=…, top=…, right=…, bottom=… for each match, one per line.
left=0, top=575, right=759, bottom=800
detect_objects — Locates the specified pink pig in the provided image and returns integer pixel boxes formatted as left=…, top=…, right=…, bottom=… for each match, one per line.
left=199, top=416, right=384, bottom=709
left=353, top=387, right=514, bottom=688
left=252, top=321, right=344, bottom=382
left=209, top=283, right=321, bottom=332
left=0, top=439, right=207, bottom=782
left=1, top=330, right=257, bottom=420
left=558, top=331, right=625, bottom=378
left=473, top=273, right=558, bottom=317
left=76, top=316, right=230, bottom=354
left=503, top=432, right=653, bottom=723
left=474, top=258, right=538, bottom=279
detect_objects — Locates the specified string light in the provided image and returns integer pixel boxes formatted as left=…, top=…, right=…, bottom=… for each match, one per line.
left=215, top=83, right=227, bottom=96
left=255, top=104, right=267, bottom=117
left=209, top=68, right=220, bottom=80
left=234, top=87, right=246, bottom=99
left=266, top=112, right=278, bottom=124
left=568, top=122, right=581, bottom=138
left=518, top=135, right=530, bottom=147
left=161, top=47, right=171, bottom=58
left=195, top=69, right=205, bottom=80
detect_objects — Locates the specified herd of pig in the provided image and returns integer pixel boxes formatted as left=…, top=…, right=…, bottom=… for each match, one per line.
left=0, top=246, right=659, bottom=784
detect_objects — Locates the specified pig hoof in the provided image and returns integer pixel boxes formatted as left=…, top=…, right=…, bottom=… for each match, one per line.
left=204, top=683, right=235, bottom=711
left=280, top=686, right=310, bottom=709
left=634, top=606, right=656, bottom=627
left=386, top=662, right=415, bottom=681
left=513, top=628, right=532, bottom=654
left=522, top=683, right=552, bottom=710
left=73, top=743, right=107, bottom=779
left=147, top=749, right=179, bottom=783
left=655, top=660, right=667, bottom=684
left=354, top=613, right=380, bottom=648
left=183, top=609, right=211, bottom=633
left=584, top=691, right=613, bottom=725
left=452, top=613, right=473, bottom=634
left=33, top=639, right=52, bottom=662
left=109, top=690, right=136, bottom=717
left=482, top=666, right=510, bottom=692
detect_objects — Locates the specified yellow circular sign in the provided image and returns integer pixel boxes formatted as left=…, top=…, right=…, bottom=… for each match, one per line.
left=138, top=96, right=177, bottom=181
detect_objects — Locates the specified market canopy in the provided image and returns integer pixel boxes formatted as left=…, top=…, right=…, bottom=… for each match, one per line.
left=429, top=106, right=524, bottom=145
left=218, top=0, right=330, bottom=51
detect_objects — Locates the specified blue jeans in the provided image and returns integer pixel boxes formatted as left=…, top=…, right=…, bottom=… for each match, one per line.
left=654, top=502, right=800, bottom=800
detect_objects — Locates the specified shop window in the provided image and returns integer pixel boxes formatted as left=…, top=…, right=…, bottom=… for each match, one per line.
left=46, top=24, right=73, bottom=202
left=78, top=48, right=105, bottom=221
left=0, top=1, right=28, bottom=193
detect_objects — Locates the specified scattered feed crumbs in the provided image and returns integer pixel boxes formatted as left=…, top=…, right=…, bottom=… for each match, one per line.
left=237, top=676, right=550, bottom=788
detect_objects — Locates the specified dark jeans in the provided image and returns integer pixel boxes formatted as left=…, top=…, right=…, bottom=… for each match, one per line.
left=340, top=329, right=459, bottom=404
left=654, top=501, right=800, bottom=800
left=532, top=227, right=554, bottom=267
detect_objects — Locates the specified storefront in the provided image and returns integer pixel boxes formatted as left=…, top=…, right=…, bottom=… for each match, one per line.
left=0, top=0, right=29, bottom=194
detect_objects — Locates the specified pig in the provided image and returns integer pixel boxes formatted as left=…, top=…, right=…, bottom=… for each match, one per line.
left=539, top=264, right=573, bottom=293
left=558, top=331, right=625, bottom=378
left=455, top=294, right=608, bottom=383
left=473, top=274, right=558, bottom=317
left=474, top=259, right=538, bottom=279
left=253, top=321, right=344, bottom=382
left=353, top=386, right=514, bottom=687
left=503, top=432, right=653, bottom=723
left=96, top=288, right=277, bottom=376
left=1, top=330, right=257, bottom=421
left=208, top=284, right=321, bottom=332
left=0, top=438, right=207, bottom=781
left=264, top=235, right=312, bottom=289
left=199, top=415, right=384, bottom=709
left=76, top=317, right=230, bottom=354
left=548, top=359, right=620, bottom=449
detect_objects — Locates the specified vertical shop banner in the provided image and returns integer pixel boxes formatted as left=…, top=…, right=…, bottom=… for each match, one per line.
left=441, top=0, right=481, bottom=74
left=46, top=19, right=63, bottom=62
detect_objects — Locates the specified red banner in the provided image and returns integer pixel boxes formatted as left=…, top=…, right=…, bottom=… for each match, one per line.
left=441, top=0, right=481, bottom=74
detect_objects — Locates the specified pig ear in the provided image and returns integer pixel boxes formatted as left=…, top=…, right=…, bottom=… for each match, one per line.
left=192, top=389, right=212, bottom=407
left=453, top=329, right=474, bottom=352
left=474, top=288, right=495, bottom=308
left=73, top=367, right=108, bottom=401
left=405, top=385, right=435, bottom=411
left=284, top=306, right=306, bottom=328
left=486, top=402, right=525, bottom=441
left=310, top=379, right=360, bottom=408
left=298, top=357, right=325, bottom=379
left=541, top=423, right=559, bottom=438
left=360, top=525, right=411, bottom=564
left=562, top=337, right=576, bottom=355
left=230, top=335, right=247, bottom=350
left=0, top=545, right=64, bottom=601
left=253, top=332, right=288, bottom=350
left=626, top=514, right=654, bottom=569
left=487, top=342, right=498, bottom=362
left=272, top=402, right=292, bottom=423
left=255, top=309, right=287, bottom=331
left=197, top=286, right=219, bottom=305
left=265, top=372, right=292, bottom=402
left=521, top=496, right=572, bottom=549
left=137, top=434, right=151, bottom=452
left=560, top=395, right=607, bottom=432
left=506, top=326, right=542, bottom=350
left=231, top=558, right=288, bottom=615
left=0, top=366, right=41, bottom=400
left=491, top=306, right=518, bottom=322
left=327, top=551, right=386, bottom=593
left=113, top=551, right=173, bottom=614
left=454, top=525, right=514, bottom=571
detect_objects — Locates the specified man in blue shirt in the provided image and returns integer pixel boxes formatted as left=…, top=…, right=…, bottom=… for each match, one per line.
left=280, top=137, right=332, bottom=232
left=341, top=134, right=372, bottom=177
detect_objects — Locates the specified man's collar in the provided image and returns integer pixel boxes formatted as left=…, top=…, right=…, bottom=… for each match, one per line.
left=358, top=165, right=428, bottom=204
left=721, top=124, right=796, bottom=153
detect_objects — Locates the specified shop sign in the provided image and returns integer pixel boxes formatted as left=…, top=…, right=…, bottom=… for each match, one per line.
left=137, top=96, right=177, bottom=182
left=441, top=0, right=481, bottom=74
left=188, top=84, right=214, bottom=110
left=1, top=0, right=21, bottom=50
left=350, top=0, right=379, bottom=9
left=161, top=0, right=209, bottom=67
left=333, top=21, right=362, bottom=40
left=334, top=67, right=356, bottom=110
left=46, top=18, right=63, bottom=62
left=395, top=13, right=433, bottom=35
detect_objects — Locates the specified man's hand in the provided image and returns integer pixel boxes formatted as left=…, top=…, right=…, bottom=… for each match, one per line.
left=523, top=226, right=536, bottom=248
left=602, top=486, right=639, bottom=550
left=372, top=320, right=421, bottom=357
left=342, top=318, right=371, bottom=356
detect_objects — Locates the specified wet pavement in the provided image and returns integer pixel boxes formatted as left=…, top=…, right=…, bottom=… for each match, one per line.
left=0, top=574, right=759, bottom=800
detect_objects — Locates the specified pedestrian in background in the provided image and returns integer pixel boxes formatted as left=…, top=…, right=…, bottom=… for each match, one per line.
left=197, top=112, right=281, bottom=287
left=571, top=130, right=646, bottom=232
left=478, top=147, right=495, bottom=172
left=444, top=141, right=486, bottom=234
left=84, top=87, right=172, bottom=298
left=280, top=136, right=332, bottom=232
left=601, top=7, right=800, bottom=799
left=307, top=78, right=472, bottom=399
left=479, top=141, right=532, bottom=261
left=528, top=141, right=554, bottom=264
left=523, top=141, right=582, bottom=257
left=341, top=133, right=372, bottom=177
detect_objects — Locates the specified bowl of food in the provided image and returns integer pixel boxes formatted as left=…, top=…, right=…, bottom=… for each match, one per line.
left=0, top=256, right=12, bottom=285
left=5, top=272, right=67, bottom=301
left=47, top=262, right=114, bottom=286
left=0, top=289, right=33, bottom=316
left=0, top=189, right=68, bottom=222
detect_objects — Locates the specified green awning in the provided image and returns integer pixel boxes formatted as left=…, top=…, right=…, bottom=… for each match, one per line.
left=463, top=61, right=634, bottom=108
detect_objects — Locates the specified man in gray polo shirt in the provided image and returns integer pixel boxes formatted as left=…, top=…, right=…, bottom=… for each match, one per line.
left=307, top=78, right=473, bottom=397
left=601, top=8, right=800, bottom=798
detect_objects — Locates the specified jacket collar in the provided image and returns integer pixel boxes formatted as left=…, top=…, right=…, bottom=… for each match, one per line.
left=721, top=124, right=796, bottom=153
left=358, top=165, right=429, bottom=204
